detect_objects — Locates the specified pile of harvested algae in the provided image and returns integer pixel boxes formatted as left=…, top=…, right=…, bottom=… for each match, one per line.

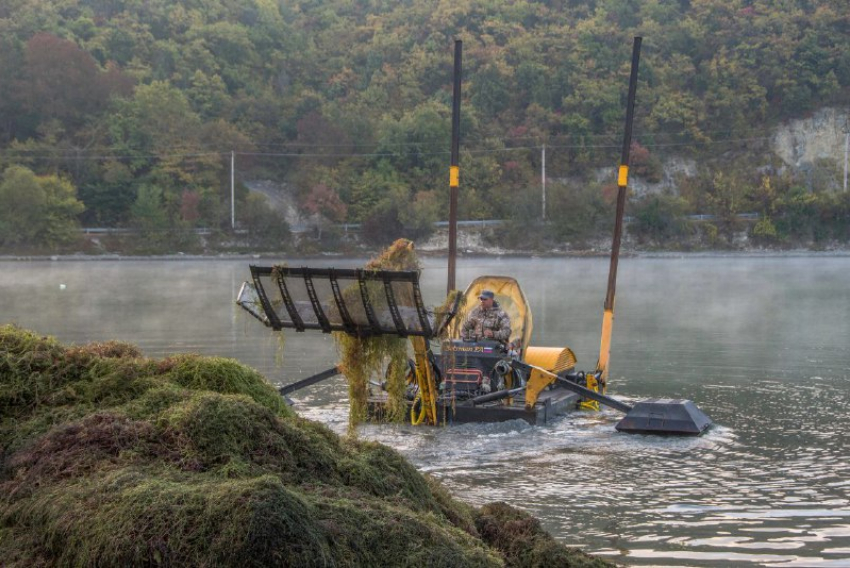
left=0, top=325, right=611, bottom=567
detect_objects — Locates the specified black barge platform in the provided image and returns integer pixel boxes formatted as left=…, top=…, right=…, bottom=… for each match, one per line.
left=368, top=387, right=581, bottom=425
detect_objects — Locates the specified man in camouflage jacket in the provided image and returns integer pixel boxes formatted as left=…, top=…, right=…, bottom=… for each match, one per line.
left=461, top=290, right=511, bottom=344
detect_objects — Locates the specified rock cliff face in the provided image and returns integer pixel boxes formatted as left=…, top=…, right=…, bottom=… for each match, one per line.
left=621, top=106, right=849, bottom=194
left=627, top=156, right=698, bottom=196
left=244, top=179, right=308, bottom=229
left=773, top=107, right=849, bottom=171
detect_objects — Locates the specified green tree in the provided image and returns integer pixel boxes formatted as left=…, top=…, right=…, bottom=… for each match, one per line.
left=375, top=101, right=450, bottom=187
left=629, top=193, right=691, bottom=246
left=78, top=161, right=136, bottom=226
left=470, top=64, right=510, bottom=117
left=114, top=81, right=201, bottom=154
left=0, top=165, right=84, bottom=248
left=704, top=171, right=751, bottom=243
left=748, top=175, right=780, bottom=245
left=0, top=165, right=44, bottom=245
left=130, top=184, right=169, bottom=236
left=187, top=70, right=231, bottom=119
left=775, top=185, right=819, bottom=244
left=546, top=180, right=613, bottom=243
left=39, top=174, right=86, bottom=247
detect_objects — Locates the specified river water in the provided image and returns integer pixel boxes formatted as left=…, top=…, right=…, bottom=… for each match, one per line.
left=2, top=255, right=849, bottom=567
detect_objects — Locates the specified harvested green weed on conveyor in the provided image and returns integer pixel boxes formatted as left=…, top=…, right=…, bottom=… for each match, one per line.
left=334, top=238, right=420, bottom=432
left=0, top=325, right=613, bottom=567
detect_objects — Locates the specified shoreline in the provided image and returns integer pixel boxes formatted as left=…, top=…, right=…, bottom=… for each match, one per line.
left=4, top=248, right=850, bottom=261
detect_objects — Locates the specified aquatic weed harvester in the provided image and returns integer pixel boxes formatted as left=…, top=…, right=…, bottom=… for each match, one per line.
left=237, top=38, right=712, bottom=436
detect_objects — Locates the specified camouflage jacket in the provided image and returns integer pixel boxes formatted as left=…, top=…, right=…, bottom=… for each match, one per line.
left=461, top=303, right=511, bottom=343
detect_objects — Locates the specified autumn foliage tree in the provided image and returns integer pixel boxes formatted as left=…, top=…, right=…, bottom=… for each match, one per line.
left=302, top=183, right=347, bottom=239
left=17, top=33, right=133, bottom=134
left=0, top=0, right=849, bottom=252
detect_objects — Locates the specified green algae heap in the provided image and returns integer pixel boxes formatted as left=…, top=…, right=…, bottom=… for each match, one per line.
left=0, top=325, right=612, bottom=567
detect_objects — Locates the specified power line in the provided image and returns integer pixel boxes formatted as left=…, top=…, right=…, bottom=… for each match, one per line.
left=0, top=134, right=779, bottom=160
left=641, top=136, right=773, bottom=148
left=0, top=151, right=228, bottom=161
left=236, top=151, right=396, bottom=158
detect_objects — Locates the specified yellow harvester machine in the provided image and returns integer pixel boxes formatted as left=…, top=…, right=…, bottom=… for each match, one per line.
left=237, top=37, right=712, bottom=435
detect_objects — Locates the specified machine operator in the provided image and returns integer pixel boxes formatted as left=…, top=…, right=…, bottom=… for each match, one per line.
left=461, top=289, right=511, bottom=345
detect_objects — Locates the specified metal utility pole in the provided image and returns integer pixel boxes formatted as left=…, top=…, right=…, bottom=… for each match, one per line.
left=231, top=151, right=236, bottom=229
left=541, top=144, right=547, bottom=220
left=844, top=132, right=850, bottom=191
left=447, top=39, right=462, bottom=295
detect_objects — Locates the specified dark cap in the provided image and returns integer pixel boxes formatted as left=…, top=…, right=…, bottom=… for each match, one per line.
left=478, top=290, right=495, bottom=300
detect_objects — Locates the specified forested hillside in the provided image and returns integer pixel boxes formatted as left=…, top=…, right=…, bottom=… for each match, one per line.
left=0, top=0, right=848, bottom=252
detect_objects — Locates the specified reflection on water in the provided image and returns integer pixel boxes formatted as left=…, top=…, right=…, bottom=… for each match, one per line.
left=2, top=255, right=850, bottom=567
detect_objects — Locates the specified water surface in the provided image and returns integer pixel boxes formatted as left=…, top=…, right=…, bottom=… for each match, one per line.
left=2, top=255, right=849, bottom=567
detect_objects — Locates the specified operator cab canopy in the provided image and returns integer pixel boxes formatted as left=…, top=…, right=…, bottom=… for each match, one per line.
left=453, top=275, right=532, bottom=353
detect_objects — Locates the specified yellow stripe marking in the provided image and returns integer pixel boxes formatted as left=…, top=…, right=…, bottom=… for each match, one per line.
left=618, top=165, right=629, bottom=187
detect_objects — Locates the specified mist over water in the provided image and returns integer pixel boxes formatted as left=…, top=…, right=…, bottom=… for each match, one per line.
left=3, top=255, right=849, bottom=567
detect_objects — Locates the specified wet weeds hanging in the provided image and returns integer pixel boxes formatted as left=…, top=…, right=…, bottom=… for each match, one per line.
left=334, top=239, right=420, bottom=433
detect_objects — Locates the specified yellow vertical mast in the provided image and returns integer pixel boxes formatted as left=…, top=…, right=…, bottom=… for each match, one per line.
left=596, top=37, right=642, bottom=388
